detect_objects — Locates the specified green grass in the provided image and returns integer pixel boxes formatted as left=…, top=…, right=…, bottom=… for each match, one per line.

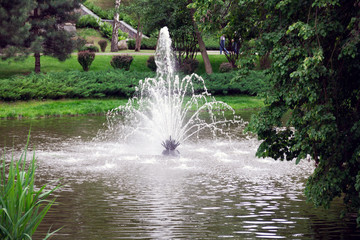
left=86, top=0, right=114, bottom=10
left=0, top=96, right=263, bottom=119
left=0, top=99, right=128, bottom=119
left=214, top=95, right=264, bottom=110
left=0, top=54, right=228, bottom=79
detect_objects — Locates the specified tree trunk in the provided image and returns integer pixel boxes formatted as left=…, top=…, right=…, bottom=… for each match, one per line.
left=34, top=53, right=41, bottom=73
left=135, top=20, right=141, bottom=52
left=189, top=7, right=213, bottom=74
left=33, top=7, right=41, bottom=73
left=111, top=0, right=121, bottom=52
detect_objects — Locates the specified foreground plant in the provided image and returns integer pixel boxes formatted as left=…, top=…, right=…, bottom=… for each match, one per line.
left=0, top=135, right=61, bottom=239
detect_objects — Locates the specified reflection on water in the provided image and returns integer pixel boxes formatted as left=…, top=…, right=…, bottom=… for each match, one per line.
left=1, top=115, right=359, bottom=239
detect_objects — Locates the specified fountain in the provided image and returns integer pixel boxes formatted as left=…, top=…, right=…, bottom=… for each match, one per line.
left=106, top=27, right=243, bottom=155
left=2, top=27, right=355, bottom=239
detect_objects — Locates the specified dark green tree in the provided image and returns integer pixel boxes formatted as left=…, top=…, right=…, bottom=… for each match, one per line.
left=246, top=0, right=360, bottom=224
left=190, top=0, right=259, bottom=67
left=0, top=0, right=80, bottom=73
left=0, top=0, right=35, bottom=59
left=144, top=0, right=213, bottom=73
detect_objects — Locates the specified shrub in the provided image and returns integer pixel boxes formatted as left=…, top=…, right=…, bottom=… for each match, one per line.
left=110, top=55, right=133, bottom=70
left=99, top=22, right=128, bottom=41
left=0, top=136, right=61, bottom=239
left=219, top=62, right=234, bottom=73
left=147, top=56, right=156, bottom=71
left=76, top=15, right=100, bottom=29
left=98, top=40, right=108, bottom=52
left=181, top=58, right=199, bottom=74
left=79, top=45, right=99, bottom=52
left=77, top=51, right=95, bottom=71
left=128, top=38, right=157, bottom=50
left=82, top=1, right=114, bottom=19
left=75, top=37, right=87, bottom=51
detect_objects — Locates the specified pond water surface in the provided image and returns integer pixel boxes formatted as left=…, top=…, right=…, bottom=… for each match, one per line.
left=1, top=113, right=359, bottom=239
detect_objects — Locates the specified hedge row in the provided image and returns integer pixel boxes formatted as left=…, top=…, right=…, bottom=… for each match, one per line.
left=0, top=70, right=268, bottom=101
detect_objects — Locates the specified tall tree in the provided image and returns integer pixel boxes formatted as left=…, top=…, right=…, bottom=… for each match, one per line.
left=121, top=0, right=148, bottom=52
left=246, top=0, right=360, bottom=224
left=190, top=0, right=257, bottom=67
left=0, top=0, right=35, bottom=60
left=111, top=0, right=121, bottom=52
left=0, top=0, right=80, bottom=73
left=189, top=7, right=213, bottom=74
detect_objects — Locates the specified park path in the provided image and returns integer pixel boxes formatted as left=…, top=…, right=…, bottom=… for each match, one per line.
left=72, top=50, right=221, bottom=56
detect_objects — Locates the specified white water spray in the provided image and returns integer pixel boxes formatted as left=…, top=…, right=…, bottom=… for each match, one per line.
left=106, top=27, right=244, bottom=154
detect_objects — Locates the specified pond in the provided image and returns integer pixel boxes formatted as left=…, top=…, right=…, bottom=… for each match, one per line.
left=1, top=113, right=359, bottom=239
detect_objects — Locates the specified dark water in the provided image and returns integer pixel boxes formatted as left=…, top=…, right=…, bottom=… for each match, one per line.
left=1, top=114, right=359, bottom=239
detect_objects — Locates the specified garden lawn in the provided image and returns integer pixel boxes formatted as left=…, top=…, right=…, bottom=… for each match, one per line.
left=0, top=54, right=228, bottom=79
left=0, top=96, right=263, bottom=119
left=0, top=99, right=128, bottom=119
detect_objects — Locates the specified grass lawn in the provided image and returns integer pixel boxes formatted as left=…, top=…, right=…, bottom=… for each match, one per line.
left=0, top=96, right=263, bottom=119
left=0, top=99, right=128, bottom=119
left=0, top=54, right=228, bottom=79
left=87, top=0, right=114, bottom=10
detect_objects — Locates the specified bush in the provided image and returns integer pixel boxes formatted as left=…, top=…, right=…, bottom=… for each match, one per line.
left=0, top=70, right=156, bottom=100
left=76, top=15, right=100, bottom=29
left=82, top=1, right=114, bottom=19
left=99, top=22, right=128, bottom=41
left=203, top=35, right=220, bottom=50
left=75, top=37, right=87, bottom=51
left=110, top=55, right=133, bottom=70
left=219, top=62, right=234, bottom=73
left=0, top=137, right=61, bottom=239
left=128, top=38, right=157, bottom=50
left=77, top=51, right=95, bottom=71
left=79, top=45, right=99, bottom=52
left=98, top=40, right=108, bottom=52
left=147, top=56, right=156, bottom=71
left=181, top=58, right=199, bottom=74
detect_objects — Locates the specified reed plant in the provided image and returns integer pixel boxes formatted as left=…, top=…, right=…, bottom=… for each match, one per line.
left=0, top=135, right=61, bottom=239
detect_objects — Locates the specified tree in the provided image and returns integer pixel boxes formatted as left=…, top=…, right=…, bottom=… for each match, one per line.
left=121, top=0, right=148, bottom=52
left=111, top=0, right=121, bottom=52
left=190, top=0, right=258, bottom=67
left=246, top=0, right=360, bottom=224
left=0, top=0, right=80, bottom=73
left=0, top=0, right=35, bottom=60
left=143, top=0, right=213, bottom=73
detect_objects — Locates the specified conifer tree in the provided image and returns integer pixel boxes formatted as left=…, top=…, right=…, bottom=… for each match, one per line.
left=0, top=0, right=80, bottom=73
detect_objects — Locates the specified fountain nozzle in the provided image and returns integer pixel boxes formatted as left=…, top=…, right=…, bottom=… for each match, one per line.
left=161, top=136, right=180, bottom=156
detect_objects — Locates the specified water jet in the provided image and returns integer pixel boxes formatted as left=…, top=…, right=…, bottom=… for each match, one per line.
left=106, top=27, right=243, bottom=155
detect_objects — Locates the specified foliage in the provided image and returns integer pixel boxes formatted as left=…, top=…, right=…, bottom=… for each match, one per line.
left=0, top=135, right=61, bottom=239
left=120, top=0, right=150, bottom=51
left=79, top=45, right=99, bottom=52
left=82, top=0, right=114, bottom=19
left=180, top=58, right=199, bottom=74
left=98, top=40, right=108, bottom=52
left=0, top=70, right=154, bottom=101
left=0, top=0, right=35, bottom=60
left=0, top=0, right=80, bottom=73
left=127, top=38, right=157, bottom=50
left=76, top=15, right=100, bottom=29
left=146, top=56, right=157, bottom=71
left=110, top=55, right=133, bottom=70
left=190, top=0, right=253, bottom=67
left=0, top=68, right=267, bottom=101
left=98, top=22, right=128, bottom=41
left=219, top=62, right=233, bottom=73
left=240, top=0, right=360, bottom=224
left=77, top=51, right=95, bottom=71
